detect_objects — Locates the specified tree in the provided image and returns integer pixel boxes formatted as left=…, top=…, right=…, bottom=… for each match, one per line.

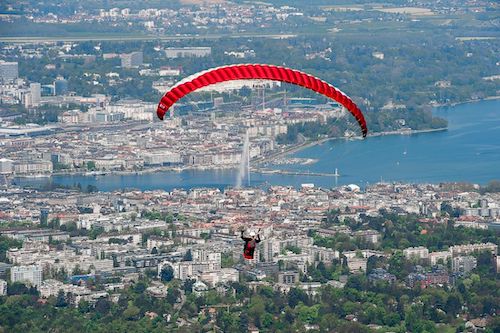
left=72, top=264, right=84, bottom=276
left=319, top=313, right=339, bottom=332
left=341, top=256, right=349, bottom=275
left=346, top=275, right=368, bottom=291
left=248, top=296, right=266, bottom=326
left=86, top=161, right=96, bottom=170
left=62, top=221, right=77, bottom=234
left=181, top=299, right=198, bottom=318
left=94, top=298, right=111, bottom=315
left=108, top=238, right=128, bottom=245
left=183, top=249, right=192, bottom=261
left=488, top=316, right=500, bottom=332
left=0, top=236, right=22, bottom=262
left=55, top=290, right=68, bottom=307
left=7, top=282, right=29, bottom=295
left=383, top=312, right=401, bottom=327
left=284, top=245, right=301, bottom=254
left=288, top=287, right=308, bottom=308
left=445, top=293, right=462, bottom=317
left=89, top=226, right=105, bottom=239
left=165, top=214, right=174, bottom=223
left=78, top=300, right=91, bottom=313
left=230, top=282, right=249, bottom=299
left=134, top=281, right=147, bottom=294
left=160, top=265, right=174, bottom=282
left=123, top=304, right=140, bottom=320
left=218, top=311, right=239, bottom=332
left=48, top=217, right=61, bottom=229
left=166, top=287, right=180, bottom=305
left=40, top=213, right=48, bottom=227
left=221, top=253, right=235, bottom=268
left=281, top=306, right=295, bottom=324
left=183, top=279, right=196, bottom=294
left=296, top=303, right=320, bottom=324
left=239, top=312, right=249, bottom=333
left=388, top=250, right=409, bottom=280
left=337, top=322, right=371, bottom=333
left=262, top=312, right=274, bottom=329
left=324, top=209, right=340, bottom=226
left=117, top=294, right=129, bottom=309
left=481, top=180, right=500, bottom=193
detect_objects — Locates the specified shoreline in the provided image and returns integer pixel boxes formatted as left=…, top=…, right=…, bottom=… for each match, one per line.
left=254, top=127, right=448, bottom=165
left=432, top=95, right=500, bottom=108
left=12, top=97, right=498, bottom=179
left=367, top=127, right=447, bottom=137
left=16, top=127, right=448, bottom=179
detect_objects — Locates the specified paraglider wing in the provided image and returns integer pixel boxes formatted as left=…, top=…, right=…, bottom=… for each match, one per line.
left=157, top=64, right=368, bottom=137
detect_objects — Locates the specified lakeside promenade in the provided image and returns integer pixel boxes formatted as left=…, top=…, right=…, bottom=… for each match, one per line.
left=16, top=127, right=448, bottom=180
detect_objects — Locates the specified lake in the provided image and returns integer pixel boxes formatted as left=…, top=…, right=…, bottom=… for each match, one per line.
left=15, top=99, right=500, bottom=192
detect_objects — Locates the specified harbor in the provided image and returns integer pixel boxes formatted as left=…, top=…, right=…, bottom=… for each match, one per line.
left=253, top=167, right=340, bottom=177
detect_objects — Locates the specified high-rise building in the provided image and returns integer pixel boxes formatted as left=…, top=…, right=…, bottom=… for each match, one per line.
left=121, top=51, right=143, bottom=68
left=0, top=279, right=7, bottom=296
left=54, top=77, right=68, bottom=95
left=10, top=265, right=42, bottom=287
left=30, top=83, right=41, bottom=106
left=0, top=60, right=18, bottom=82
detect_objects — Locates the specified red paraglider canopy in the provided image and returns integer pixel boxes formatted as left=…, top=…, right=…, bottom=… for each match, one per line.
left=157, top=64, right=368, bottom=137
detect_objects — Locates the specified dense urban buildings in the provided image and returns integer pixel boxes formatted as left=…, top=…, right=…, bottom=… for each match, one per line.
left=0, top=179, right=498, bottom=330
left=0, top=0, right=498, bottom=331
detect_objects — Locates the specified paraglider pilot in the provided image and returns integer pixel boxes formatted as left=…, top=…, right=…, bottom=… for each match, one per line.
left=240, top=227, right=261, bottom=260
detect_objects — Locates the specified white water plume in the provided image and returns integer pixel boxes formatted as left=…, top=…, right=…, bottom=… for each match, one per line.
left=235, top=131, right=250, bottom=188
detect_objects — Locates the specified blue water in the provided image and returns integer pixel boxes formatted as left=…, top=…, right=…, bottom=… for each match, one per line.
left=286, top=99, right=500, bottom=185
left=15, top=99, right=500, bottom=191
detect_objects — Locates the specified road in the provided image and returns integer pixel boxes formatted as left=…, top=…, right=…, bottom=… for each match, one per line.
left=0, top=33, right=297, bottom=43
